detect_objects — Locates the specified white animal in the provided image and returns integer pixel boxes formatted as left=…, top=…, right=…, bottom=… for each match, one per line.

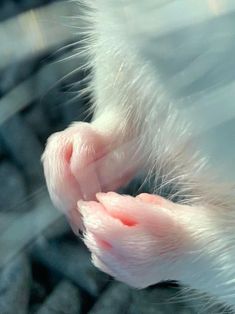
left=42, top=1, right=235, bottom=309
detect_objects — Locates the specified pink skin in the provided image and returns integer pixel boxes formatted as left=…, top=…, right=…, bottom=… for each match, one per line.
left=42, top=121, right=139, bottom=231
left=42, top=121, right=196, bottom=288
left=78, top=192, right=189, bottom=287
left=79, top=190, right=235, bottom=309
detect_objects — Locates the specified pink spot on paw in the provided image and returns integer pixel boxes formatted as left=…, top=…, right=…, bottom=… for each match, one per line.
left=114, top=214, right=137, bottom=227
left=64, top=143, right=73, bottom=163
left=93, top=236, right=112, bottom=250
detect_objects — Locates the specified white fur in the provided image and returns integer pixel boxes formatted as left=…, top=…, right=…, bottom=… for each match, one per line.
left=76, top=0, right=235, bottom=308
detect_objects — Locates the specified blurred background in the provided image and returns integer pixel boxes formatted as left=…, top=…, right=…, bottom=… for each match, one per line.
left=0, top=1, right=109, bottom=313
left=0, top=1, right=234, bottom=314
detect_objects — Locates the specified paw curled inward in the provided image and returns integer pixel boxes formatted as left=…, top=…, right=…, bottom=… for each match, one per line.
left=78, top=192, right=186, bottom=288
left=42, top=122, right=107, bottom=230
left=42, top=122, right=135, bottom=232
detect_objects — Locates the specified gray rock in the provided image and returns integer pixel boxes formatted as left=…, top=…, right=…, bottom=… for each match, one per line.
left=89, top=282, right=131, bottom=314
left=0, top=114, right=43, bottom=186
left=0, top=254, right=31, bottom=314
left=32, top=238, right=109, bottom=297
left=36, top=280, right=81, bottom=314
left=0, top=160, right=28, bottom=211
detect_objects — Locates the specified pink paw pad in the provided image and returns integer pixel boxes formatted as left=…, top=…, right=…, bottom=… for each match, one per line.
left=78, top=192, right=184, bottom=288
